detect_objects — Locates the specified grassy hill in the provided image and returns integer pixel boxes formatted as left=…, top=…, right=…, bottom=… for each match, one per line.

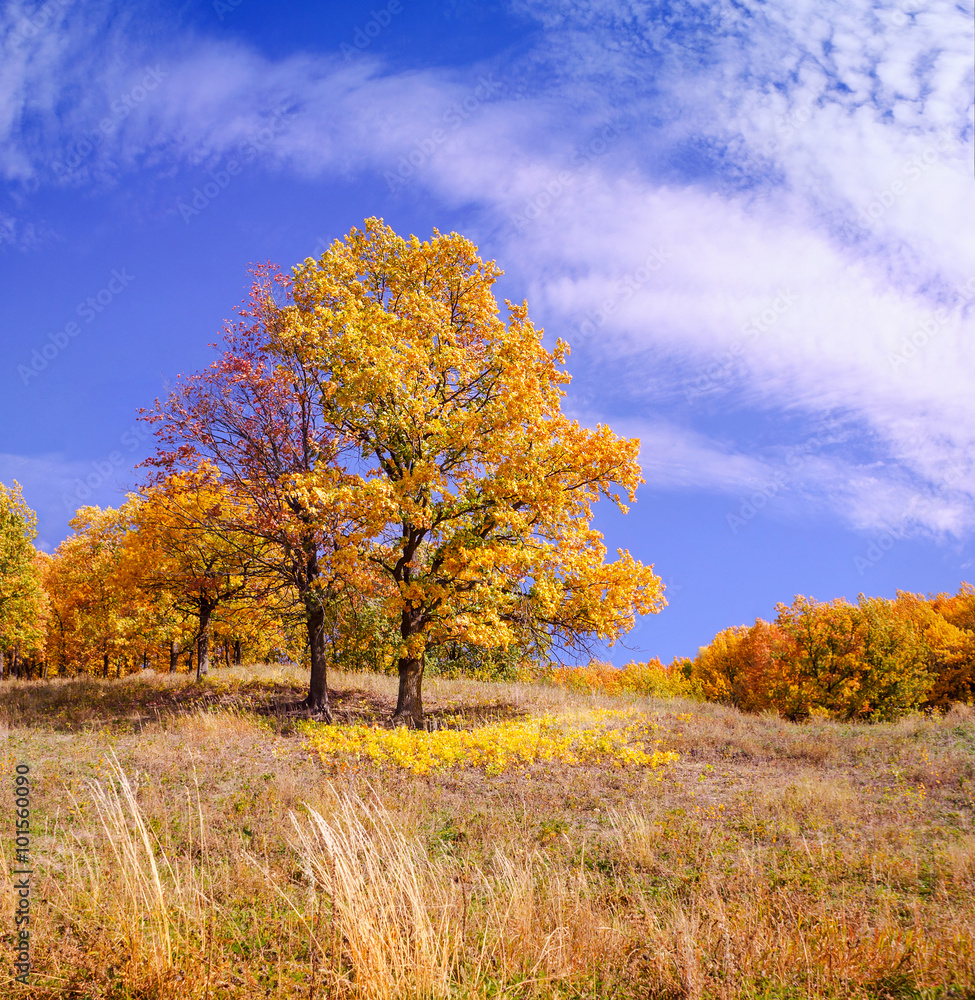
left=2, top=664, right=973, bottom=998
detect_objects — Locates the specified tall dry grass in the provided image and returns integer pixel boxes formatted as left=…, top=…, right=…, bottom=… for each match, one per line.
left=34, top=751, right=218, bottom=997
left=290, top=791, right=457, bottom=998
left=287, top=789, right=640, bottom=998
left=2, top=664, right=974, bottom=998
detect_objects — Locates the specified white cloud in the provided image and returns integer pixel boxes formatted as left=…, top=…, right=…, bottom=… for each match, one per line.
left=597, top=415, right=975, bottom=539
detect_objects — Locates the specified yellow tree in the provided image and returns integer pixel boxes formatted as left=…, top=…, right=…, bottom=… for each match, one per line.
left=280, top=218, right=665, bottom=726
left=130, top=471, right=279, bottom=680
left=0, top=482, right=46, bottom=678
left=45, top=505, right=139, bottom=676
left=922, top=584, right=975, bottom=708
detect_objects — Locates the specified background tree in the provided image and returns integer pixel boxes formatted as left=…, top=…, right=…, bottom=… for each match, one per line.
left=685, top=586, right=975, bottom=721
left=926, top=584, right=975, bottom=707
left=130, top=472, right=277, bottom=680
left=280, top=218, right=665, bottom=726
left=0, top=482, right=44, bottom=678
left=45, top=505, right=139, bottom=677
left=855, top=594, right=934, bottom=721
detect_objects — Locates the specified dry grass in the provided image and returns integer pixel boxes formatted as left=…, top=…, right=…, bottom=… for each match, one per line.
left=1, top=663, right=973, bottom=998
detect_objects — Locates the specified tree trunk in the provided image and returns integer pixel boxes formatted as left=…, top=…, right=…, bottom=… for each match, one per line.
left=13, top=643, right=21, bottom=680
left=196, top=623, right=210, bottom=681
left=304, top=601, right=332, bottom=721
left=0, top=646, right=5, bottom=680
left=392, top=656, right=424, bottom=728
left=102, top=650, right=109, bottom=678
left=169, top=640, right=178, bottom=672
left=196, top=597, right=218, bottom=682
left=233, top=639, right=242, bottom=667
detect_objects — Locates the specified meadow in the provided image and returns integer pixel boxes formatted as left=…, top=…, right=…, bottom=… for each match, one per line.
left=1, top=663, right=973, bottom=999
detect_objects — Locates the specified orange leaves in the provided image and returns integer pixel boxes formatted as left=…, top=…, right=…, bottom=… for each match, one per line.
left=689, top=586, right=975, bottom=720
left=45, top=503, right=142, bottom=674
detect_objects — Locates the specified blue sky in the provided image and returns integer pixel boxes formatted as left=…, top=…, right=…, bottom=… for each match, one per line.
left=1, top=0, right=973, bottom=664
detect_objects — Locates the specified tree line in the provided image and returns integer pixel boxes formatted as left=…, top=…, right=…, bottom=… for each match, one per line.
left=680, top=589, right=975, bottom=720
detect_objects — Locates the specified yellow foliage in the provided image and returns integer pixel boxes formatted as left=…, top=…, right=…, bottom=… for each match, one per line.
left=281, top=218, right=665, bottom=721
left=537, top=658, right=700, bottom=699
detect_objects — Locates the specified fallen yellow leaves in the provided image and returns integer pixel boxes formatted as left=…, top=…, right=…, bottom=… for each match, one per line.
left=300, top=707, right=679, bottom=776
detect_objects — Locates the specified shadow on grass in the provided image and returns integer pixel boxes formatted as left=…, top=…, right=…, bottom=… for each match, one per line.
left=0, top=672, right=524, bottom=734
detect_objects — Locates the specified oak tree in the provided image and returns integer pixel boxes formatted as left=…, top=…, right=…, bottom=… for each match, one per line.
left=281, top=219, right=665, bottom=726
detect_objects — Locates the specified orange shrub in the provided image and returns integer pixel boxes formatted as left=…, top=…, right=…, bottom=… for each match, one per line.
left=539, top=658, right=701, bottom=699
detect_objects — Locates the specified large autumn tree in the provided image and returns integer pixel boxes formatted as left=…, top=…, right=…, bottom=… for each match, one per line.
left=280, top=218, right=665, bottom=726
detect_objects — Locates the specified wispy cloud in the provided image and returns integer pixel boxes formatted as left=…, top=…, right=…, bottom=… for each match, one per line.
left=2, top=0, right=972, bottom=544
